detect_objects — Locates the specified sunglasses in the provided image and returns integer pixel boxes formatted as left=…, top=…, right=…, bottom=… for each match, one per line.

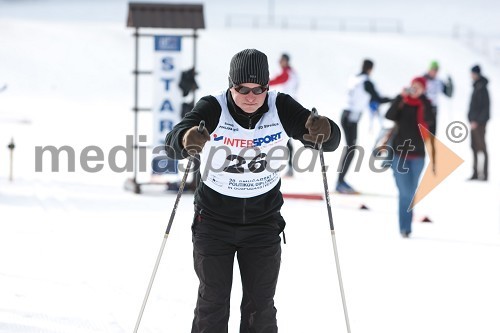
left=233, top=84, right=269, bottom=95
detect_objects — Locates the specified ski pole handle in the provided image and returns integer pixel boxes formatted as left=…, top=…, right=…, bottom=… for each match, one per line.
left=310, top=107, right=324, bottom=148
left=311, top=107, right=319, bottom=119
left=197, top=120, right=205, bottom=133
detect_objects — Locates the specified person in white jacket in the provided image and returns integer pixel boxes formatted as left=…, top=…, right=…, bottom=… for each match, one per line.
left=423, top=60, right=453, bottom=134
left=336, top=59, right=391, bottom=194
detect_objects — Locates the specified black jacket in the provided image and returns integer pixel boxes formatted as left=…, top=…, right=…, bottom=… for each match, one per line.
left=468, top=76, right=490, bottom=124
left=165, top=90, right=341, bottom=223
left=363, top=80, right=391, bottom=104
left=385, top=95, right=435, bottom=157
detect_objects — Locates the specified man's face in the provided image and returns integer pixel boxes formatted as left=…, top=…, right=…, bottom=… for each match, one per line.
left=230, top=83, right=268, bottom=114
left=471, top=72, right=479, bottom=81
left=428, top=68, right=438, bottom=79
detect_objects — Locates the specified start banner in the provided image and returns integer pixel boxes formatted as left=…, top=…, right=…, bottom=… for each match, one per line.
left=152, top=35, right=182, bottom=173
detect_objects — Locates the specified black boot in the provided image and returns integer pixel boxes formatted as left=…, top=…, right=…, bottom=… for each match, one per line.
left=482, top=151, right=488, bottom=181
left=468, top=173, right=478, bottom=181
left=469, top=150, right=478, bottom=180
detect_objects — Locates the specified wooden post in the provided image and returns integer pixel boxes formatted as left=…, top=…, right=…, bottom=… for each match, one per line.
left=7, top=138, right=15, bottom=182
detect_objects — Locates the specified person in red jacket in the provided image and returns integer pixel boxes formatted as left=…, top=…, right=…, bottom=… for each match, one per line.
left=269, top=53, right=299, bottom=98
left=269, top=53, right=299, bottom=176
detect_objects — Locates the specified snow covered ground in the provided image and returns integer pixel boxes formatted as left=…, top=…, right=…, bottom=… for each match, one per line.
left=1, top=1, right=499, bottom=332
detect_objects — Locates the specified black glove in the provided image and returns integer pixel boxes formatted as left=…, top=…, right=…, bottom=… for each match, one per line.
left=446, top=76, right=454, bottom=97
left=182, top=126, right=210, bottom=155
left=303, top=115, right=331, bottom=143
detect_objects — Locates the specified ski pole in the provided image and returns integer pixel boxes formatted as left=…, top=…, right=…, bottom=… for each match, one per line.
left=311, top=108, right=352, bottom=333
left=133, top=120, right=205, bottom=333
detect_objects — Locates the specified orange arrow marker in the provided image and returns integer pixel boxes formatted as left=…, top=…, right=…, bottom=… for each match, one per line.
left=409, top=125, right=464, bottom=211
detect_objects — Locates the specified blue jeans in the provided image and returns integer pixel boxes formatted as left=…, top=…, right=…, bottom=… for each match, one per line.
left=392, top=156, right=425, bottom=234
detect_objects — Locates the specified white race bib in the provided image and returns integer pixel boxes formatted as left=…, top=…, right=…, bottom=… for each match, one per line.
left=199, top=91, right=289, bottom=198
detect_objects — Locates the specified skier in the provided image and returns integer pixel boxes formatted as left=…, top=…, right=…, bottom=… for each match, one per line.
left=385, top=77, right=435, bottom=238
left=467, top=65, right=490, bottom=181
left=269, top=53, right=300, bottom=177
left=269, top=53, right=299, bottom=98
left=336, top=59, right=391, bottom=194
left=423, top=60, right=453, bottom=134
left=164, top=49, right=341, bottom=333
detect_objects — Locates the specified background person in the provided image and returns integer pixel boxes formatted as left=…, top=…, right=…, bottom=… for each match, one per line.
left=269, top=53, right=300, bottom=177
left=385, top=77, right=435, bottom=238
left=269, top=53, right=299, bottom=98
left=336, top=59, right=392, bottom=194
left=467, top=64, right=490, bottom=181
left=423, top=60, right=453, bottom=134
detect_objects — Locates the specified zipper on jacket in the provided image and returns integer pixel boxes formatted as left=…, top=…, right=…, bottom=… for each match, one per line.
left=248, top=117, right=252, bottom=129
left=242, top=198, right=247, bottom=224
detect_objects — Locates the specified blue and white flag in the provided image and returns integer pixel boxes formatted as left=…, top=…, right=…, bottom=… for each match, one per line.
left=152, top=35, right=183, bottom=173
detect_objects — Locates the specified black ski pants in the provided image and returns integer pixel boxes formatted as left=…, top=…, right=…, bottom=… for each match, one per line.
left=338, top=110, right=358, bottom=183
left=191, top=213, right=284, bottom=333
left=470, top=123, right=488, bottom=179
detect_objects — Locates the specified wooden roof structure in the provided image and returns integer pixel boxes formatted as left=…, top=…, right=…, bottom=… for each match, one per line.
left=127, top=3, right=205, bottom=29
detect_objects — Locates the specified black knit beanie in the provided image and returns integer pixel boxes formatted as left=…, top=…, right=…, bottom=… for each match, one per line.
left=229, top=49, right=269, bottom=87
left=471, top=65, right=481, bottom=74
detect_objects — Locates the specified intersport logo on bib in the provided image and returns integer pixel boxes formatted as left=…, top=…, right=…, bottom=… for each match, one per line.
left=212, top=132, right=283, bottom=148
